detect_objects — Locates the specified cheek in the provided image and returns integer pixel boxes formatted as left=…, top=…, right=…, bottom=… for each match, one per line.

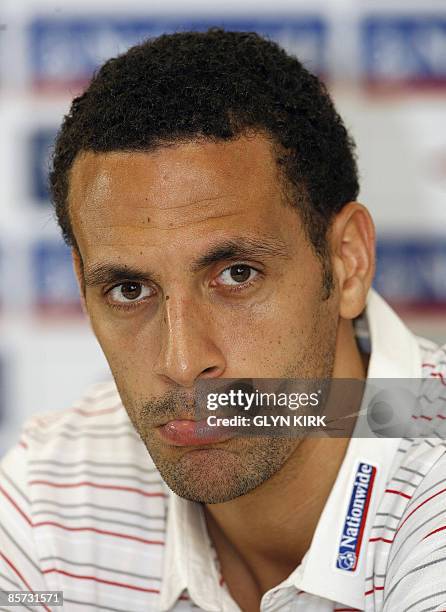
left=214, top=293, right=318, bottom=373
left=87, top=307, right=158, bottom=390
left=229, top=273, right=333, bottom=373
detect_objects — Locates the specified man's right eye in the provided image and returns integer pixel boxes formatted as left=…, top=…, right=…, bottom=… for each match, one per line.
left=107, top=282, right=155, bottom=306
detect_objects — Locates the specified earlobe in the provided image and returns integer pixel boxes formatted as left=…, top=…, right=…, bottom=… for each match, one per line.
left=71, top=248, right=88, bottom=315
left=330, top=203, right=376, bottom=320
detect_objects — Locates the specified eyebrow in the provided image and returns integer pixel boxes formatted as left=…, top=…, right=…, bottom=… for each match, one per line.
left=83, top=236, right=291, bottom=287
left=189, top=236, right=291, bottom=273
left=83, top=264, right=160, bottom=288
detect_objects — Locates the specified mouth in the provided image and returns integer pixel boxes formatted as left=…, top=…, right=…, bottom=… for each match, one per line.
left=157, top=417, right=235, bottom=447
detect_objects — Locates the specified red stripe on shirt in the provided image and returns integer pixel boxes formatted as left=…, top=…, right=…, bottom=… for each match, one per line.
left=74, top=406, right=122, bottom=417
left=33, top=521, right=164, bottom=546
left=365, top=586, right=384, bottom=596
left=28, top=480, right=167, bottom=498
left=384, top=488, right=412, bottom=500
left=1, top=486, right=163, bottom=546
left=431, top=372, right=446, bottom=386
left=0, top=552, right=51, bottom=612
left=396, top=487, right=446, bottom=534
left=42, top=568, right=160, bottom=594
left=0, top=485, right=32, bottom=526
left=422, top=524, right=446, bottom=541
left=368, top=536, right=394, bottom=544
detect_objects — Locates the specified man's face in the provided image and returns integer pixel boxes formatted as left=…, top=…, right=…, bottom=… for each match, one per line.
left=69, top=134, right=340, bottom=503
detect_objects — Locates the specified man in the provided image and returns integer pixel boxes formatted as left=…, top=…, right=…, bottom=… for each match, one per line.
left=1, top=29, right=445, bottom=612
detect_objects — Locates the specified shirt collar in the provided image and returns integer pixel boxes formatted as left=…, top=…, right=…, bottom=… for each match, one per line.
left=282, top=289, right=422, bottom=609
left=160, top=492, right=222, bottom=611
left=160, top=289, right=423, bottom=610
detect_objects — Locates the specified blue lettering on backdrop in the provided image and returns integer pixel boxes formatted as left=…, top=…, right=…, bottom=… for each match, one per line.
left=28, top=16, right=327, bottom=85
left=33, top=242, right=80, bottom=309
left=362, top=16, right=446, bottom=82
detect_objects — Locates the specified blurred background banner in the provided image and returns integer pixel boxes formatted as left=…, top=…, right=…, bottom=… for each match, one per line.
left=27, top=16, right=327, bottom=89
left=362, top=15, right=446, bottom=86
left=0, top=0, right=445, bottom=454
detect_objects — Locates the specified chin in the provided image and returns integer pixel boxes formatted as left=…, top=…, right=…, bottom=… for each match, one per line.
left=157, top=447, right=262, bottom=503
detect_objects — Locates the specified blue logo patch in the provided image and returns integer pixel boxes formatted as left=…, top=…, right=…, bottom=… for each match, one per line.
left=336, top=462, right=376, bottom=572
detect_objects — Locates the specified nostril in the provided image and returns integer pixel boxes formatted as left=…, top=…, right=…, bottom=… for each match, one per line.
left=201, top=366, right=221, bottom=377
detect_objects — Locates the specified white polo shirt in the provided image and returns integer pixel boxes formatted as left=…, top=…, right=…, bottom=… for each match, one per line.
left=1, top=289, right=446, bottom=612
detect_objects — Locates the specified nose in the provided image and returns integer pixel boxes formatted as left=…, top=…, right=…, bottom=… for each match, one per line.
left=153, top=295, right=226, bottom=387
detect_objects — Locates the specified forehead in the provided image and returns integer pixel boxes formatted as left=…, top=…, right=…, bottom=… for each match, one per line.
left=68, top=135, right=294, bottom=259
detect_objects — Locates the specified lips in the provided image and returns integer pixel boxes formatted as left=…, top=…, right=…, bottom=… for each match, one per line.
left=158, top=418, right=235, bottom=446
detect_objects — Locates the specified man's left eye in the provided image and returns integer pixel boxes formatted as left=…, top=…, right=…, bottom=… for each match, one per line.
left=217, top=265, right=258, bottom=286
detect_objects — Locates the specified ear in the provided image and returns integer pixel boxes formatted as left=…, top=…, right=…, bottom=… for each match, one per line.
left=71, top=248, right=88, bottom=316
left=329, top=202, right=375, bottom=320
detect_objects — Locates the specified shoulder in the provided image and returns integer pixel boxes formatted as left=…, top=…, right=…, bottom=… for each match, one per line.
left=418, top=337, right=446, bottom=381
left=2, top=378, right=170, bottom=517
left=381, top=447, right=446, bottom=611
left=20, top=379, right=150, bottom=460
left=0, top=381, right=171, bottom=604
left=20, top=381, right=169, bottom=491
left=21, top=379, right=130, bottom=438
left=377, top=335, right=446, bottom=611
left=365, top=338, right=446, bottom=610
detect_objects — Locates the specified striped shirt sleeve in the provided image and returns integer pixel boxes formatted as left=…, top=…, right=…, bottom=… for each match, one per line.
left=0, top=432, right=51, bottom=611
left=382, top=449, right=446, bottom=612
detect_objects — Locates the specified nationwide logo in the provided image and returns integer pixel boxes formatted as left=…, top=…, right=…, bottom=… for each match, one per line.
left=336, top=462, right=377, bottom=572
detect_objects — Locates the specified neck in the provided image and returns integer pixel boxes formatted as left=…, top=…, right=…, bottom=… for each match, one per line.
left=204, top=317, right=367, bottom=594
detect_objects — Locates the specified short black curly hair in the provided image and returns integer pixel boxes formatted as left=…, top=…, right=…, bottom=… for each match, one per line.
left=50, top=28, right=359, bottom=281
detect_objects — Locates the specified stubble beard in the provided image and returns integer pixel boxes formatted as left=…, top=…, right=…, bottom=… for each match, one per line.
left=119, top=301, right=338, bottom=504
